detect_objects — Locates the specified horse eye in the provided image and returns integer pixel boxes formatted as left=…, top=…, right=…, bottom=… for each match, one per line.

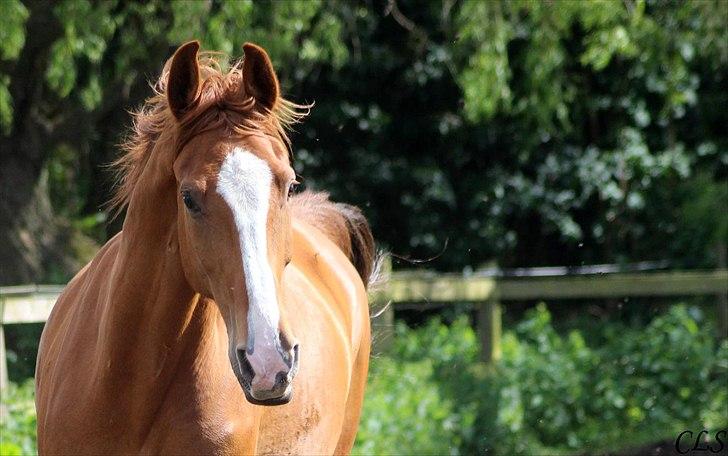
left=181, top=191, right=201, bottom=214
left=288, top=181, right=299, bottom=199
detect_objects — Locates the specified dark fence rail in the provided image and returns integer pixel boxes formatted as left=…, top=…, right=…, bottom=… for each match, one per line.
left=369, top=268, right=728, bottom=361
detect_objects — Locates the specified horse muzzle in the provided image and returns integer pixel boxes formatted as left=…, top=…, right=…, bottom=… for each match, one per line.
left=234, top=341, right=299, bottom=406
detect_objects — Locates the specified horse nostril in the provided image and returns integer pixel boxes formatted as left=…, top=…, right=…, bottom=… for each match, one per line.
left=274, top=371, right=288, bottom=389
left=292, top=343, right=299, bottom=363
left=236, top=348, right=254, bottom=387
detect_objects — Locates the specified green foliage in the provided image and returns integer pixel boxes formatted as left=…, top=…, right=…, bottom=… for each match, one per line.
left=44, top=0, right=347, bottom=109
left=495, top=305, right=595, bottom=451
left=456, top=1, right=512, bottom=121
left=0, top=0, right=28, bottom=61
left=0, top=74, right=13, bottom=136
left=496, top=304, right=727, bottom=452
left=0, top=380, right=37, bottom=456
left=0, top=0, right=29, bottom=133
left=355, top=358, right=461, bottom=455
left=446, top=0, right=727, bottom=267
left=665, top=172, right=728, bottom=267
left=3, top=0, right=726, bottom=275
left=355, top=305, right=728, bottom=454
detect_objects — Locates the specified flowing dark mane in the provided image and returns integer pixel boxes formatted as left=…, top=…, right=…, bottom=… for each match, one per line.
left=108, top=52, right=307, bottom=216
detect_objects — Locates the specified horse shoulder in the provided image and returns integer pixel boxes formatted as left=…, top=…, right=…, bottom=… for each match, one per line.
left=35, top=233, right=124, bottom=451
left=253, top=220, right=369, bottom=454
left=290, top=218, right=369, bottom=351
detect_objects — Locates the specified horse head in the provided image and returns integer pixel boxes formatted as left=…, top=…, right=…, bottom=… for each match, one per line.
left=167, top=41, right=300, bottom=405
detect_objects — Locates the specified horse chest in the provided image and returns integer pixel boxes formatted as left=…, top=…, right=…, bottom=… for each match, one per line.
left=184, top=301, right=353, bottom=454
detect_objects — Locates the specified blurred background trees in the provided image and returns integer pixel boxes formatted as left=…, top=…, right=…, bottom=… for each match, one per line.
left=1, top=1, right=726, bottom=453
left=1, top=0, right=726, bottom=284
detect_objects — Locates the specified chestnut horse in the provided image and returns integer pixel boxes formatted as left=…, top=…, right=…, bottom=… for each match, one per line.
left=35, top=41, right=375, bottom=455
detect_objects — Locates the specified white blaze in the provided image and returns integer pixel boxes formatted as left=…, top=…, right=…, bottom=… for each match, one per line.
left=217, top=147, right=280, bottom=356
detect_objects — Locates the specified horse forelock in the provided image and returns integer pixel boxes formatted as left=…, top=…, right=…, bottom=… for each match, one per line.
left=107, top=51, right=309, bottom=218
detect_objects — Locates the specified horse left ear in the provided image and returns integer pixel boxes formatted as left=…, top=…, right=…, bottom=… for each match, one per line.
left=242, top=43, right=280, bottom=112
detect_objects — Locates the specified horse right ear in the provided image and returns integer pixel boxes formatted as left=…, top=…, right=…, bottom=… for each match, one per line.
left=242, top=43, right=280, bottom=112
left=167, top=41, right=201, bottom=120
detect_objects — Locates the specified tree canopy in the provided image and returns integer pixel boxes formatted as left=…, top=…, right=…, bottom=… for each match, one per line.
left=1, top=0, right=726, bottom=284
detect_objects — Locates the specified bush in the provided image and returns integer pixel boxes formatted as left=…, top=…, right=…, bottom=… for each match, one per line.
left=491, top=304, right=728, bottom=452
left=0, top=379, right=37, bottom=455
left=354, top=316, right=484, bottom=455
left=494, top=304, right=595, bottom=453
left=355, top=304, right=728, bottom=455
left=353, top=358, right=462, bottom=455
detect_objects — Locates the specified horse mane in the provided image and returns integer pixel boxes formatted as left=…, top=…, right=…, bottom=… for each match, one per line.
left=108, top=51, right=308, bottom=217
left=290, top=191, right=377, bottom=289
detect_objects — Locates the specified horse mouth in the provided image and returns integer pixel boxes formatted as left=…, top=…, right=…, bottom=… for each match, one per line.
left=243, top=387, right=293, bottom=406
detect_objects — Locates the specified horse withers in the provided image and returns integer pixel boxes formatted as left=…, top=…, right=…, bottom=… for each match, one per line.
left=35, top=41, right=375, bottom=454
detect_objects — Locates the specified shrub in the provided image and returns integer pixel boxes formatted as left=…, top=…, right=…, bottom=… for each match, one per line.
left=0, top=379, right=37, bottom=455
left=354, top=316, right=483, bottom=455
left=356, top=304, right=728, bottom=455
left=494, top=304, right=595, bottom=453
left=353, top=357, right=462, bottom=455
left=490, top=304, right=727, bottom=453
left=589, top=306, right=728, bottom=447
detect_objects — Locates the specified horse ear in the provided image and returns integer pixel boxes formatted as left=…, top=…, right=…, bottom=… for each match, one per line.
left=167, top=41, right=201, bottom=120
left=242, top=43, right=280, bottom=111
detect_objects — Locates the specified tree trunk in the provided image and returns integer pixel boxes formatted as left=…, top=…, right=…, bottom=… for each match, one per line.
left=0, top=164, right=82, bottom=285
left=0, top=0, right=77, bottom=285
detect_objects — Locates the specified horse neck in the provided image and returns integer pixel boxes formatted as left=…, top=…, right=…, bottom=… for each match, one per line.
left=94, top=137, right=214, bottom=420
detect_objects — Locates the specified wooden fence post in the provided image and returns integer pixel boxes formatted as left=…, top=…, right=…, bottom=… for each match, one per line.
left=717, top=243, right=728, bottom=339
left=0, top=294, right=7, bottom=393
left=718, top=296, right=728, bottom=340
left=0, top=299, right=8, bottom=420
left=478, top=298, right=501, bottom=363
left=0, top=324, right=7, bottom=392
